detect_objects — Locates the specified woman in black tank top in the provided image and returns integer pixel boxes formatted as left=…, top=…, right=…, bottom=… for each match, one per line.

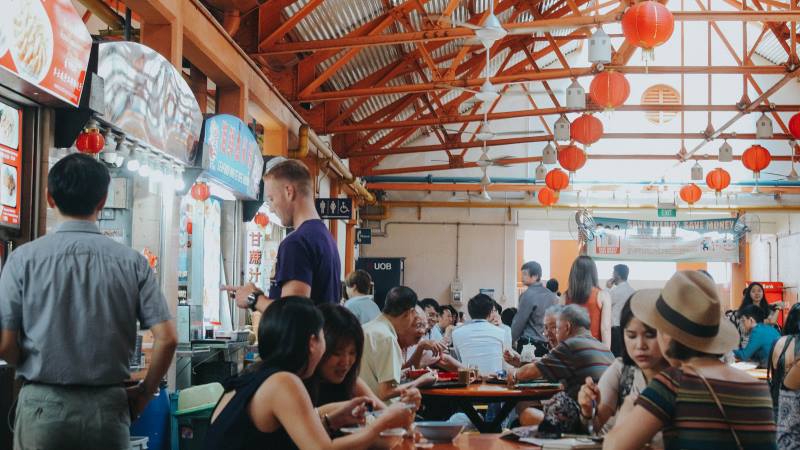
left=204, top=297, right=414, bottom=450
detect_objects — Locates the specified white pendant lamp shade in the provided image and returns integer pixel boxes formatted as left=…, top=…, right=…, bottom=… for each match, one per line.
left=554, top=115, right=571, bottom=141
left=535, top=162, right=547, bottom=181
left=718, top=140, right=733, bottom=162
left=565, top=79, right=586, bottom=110
left=542, top=142, right=558, bottom=164
left=756, top=113, right=773, bottom=139
left=588, top=28, right=612, bottom=64
left=691, top=161, right=703, bottom=181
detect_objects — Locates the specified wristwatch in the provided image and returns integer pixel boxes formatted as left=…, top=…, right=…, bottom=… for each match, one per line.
left=247, top=290, right=264, bottom=311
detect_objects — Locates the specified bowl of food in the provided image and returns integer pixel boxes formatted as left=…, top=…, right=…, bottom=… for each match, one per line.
left=406, top=369, right=429, bottom=379
left=340, top=426, right=407, bottom=449
left=414, top=421, right=464, bottom=443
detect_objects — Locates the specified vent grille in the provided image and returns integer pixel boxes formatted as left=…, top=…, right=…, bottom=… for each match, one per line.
left=641, top=84, right=681, bottom=124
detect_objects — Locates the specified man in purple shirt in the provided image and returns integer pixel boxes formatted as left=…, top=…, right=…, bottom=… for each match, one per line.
left=226, top=158, right=341, bottom=311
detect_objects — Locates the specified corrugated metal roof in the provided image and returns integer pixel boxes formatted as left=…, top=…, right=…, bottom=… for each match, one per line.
left=278, top=0, right=586, bottom=147
left=755, top=23, right=799, bottom=65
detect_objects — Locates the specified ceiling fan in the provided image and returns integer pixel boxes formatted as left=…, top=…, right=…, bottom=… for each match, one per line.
left=763, top=155, right=799, bottom=182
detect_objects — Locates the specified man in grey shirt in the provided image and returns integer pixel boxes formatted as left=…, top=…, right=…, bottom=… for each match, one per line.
left=511, top=261, right=557, bottom=355
left=0, top=154, right=177, bottom=450
left=607, top=264, right=635, bottom=356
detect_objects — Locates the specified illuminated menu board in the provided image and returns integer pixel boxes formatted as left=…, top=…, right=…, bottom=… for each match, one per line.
left=0, top=100, right=21, bottom=229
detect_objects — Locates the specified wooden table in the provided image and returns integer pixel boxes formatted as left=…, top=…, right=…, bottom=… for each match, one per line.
left=748, top=368, right=768, bottom=380
left=421, top=383, right=562, bottom=433
left=395, top=433, right=533, bottom=449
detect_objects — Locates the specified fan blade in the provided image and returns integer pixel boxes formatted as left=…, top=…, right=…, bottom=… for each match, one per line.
left=438, top=84, right=481, bottom=95
left=490, top=130, right=546, bottom=136
left=428, top=15, right=483, bottom=30
left=500, top=90, right=565, bottom=96
left=762, top=171, right=789, bottom=178
left=507, top=25, right=562, bottom=35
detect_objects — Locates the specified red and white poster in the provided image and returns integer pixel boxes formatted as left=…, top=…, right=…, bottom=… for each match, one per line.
left=0, top=100, right=21, bottom=228
left=0, top=0, right=92, bottom=107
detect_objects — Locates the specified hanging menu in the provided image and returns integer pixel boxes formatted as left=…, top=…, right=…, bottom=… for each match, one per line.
left=0, top=0, right=92, bottom=106
left=0, top=100, right=21, bottom=228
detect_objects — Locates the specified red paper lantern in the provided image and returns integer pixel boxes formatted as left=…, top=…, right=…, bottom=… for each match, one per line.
left=570, top=114, right=603, bottom=146
left=545, top=168, right=570, bottom=192
left=705, top=168, right=731, bottom=195
left=75, top=128, right=105, bottom=155
left=186, top=220, right=193, bottom=234
left=788, top=113, right=800, bottom=139
left=190, top=182, right=210, bottom=201
left=742, top=144, right=772, bottom=177
left=558, top=145, right=587, bottom=173
left=679, top=183, right=702, bottom=205
left=590, top=71, right=630, bottom=110
left=621, top=1, right=675, bottom=60
left=253, top=212, right=269, bottom=227
left=538, top=187, right=558, bottom=206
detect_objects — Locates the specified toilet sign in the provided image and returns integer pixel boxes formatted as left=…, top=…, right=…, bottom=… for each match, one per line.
left=316, top=198, right=352, bottom=220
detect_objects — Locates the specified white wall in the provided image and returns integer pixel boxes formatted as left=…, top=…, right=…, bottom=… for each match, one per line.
left=360, top=207, right=517, bottom=310
left=776, top=214, right=800, bottom=306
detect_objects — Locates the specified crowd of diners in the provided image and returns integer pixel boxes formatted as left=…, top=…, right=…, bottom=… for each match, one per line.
left=2, top=155, right=799, bottom=450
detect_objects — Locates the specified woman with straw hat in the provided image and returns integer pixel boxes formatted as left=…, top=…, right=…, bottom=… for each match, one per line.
left=604, top=271, right=776, bottom=450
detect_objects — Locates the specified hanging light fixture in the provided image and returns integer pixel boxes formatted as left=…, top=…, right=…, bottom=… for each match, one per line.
left=542, top=141, right=558, bottom=164
left=588, top=27, right=612, bottom=64
left=691, top=160, right=704, bottom=181
left=718, top=140, right=733, bottom=162
left=755, top=113, right=774, bottom=139
left=554, top=115, right=571, bottom=141
left=565, top=79, right=586, bottom=110
left=126, top=146, right=140, bottom=172
left=535, top=162, right=547, bottom=181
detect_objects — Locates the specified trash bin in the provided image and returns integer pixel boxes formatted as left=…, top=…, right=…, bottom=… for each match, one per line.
left=131, top=436, right=149, bottom=450
left=171, top=383, right=223, bottom=450
left=130, top=386, right=170, bottom=450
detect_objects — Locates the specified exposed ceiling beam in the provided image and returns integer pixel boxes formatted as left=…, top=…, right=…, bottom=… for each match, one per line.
left=298, top=65, right=793, bottom=101
left=328, top=103, right=800, bottom=134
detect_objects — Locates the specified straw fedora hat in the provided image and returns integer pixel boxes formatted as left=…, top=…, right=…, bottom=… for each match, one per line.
left=630, top=271, right=739, bottom=355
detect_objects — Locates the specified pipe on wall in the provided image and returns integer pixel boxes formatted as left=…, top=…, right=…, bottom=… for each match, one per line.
left=306, top=128, right=375, bottom=203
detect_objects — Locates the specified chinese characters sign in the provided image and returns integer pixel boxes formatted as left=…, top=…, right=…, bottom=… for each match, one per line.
left=202, top=114, right=264, bottom=200
left=0, top=101, right=21, bottom=228
left=587, top=217, right=739, bottom=263
left=246, top=220, right=278, bottom=292
left=0, top=0, right=92, bottom=106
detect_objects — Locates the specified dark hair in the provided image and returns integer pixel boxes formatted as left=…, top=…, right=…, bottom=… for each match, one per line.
left=346, top=270, right=372, bottom=295
left=566, top=256, right=599, bottom=305
left=698, top=269, right=713, bottom=280
left=613, top=264, right=629, bottom=281
left=740, top=282, right=769, bottom=318
left=521, top=261, right=542, bottom=281
left=619, top=296, right=658, bottom=366
left=438, top=304, right=457, bottom=318
left=383, top=286, right=418, bottom=317
left=783, top=303, right=800, bottom=336
left=665, top=339, right=722, bottom=361
left=265, top=159, right=312, bottom=196
left=739, top=304, right=766, bottom=323
left=419, top=298, right=439, bottom=312
left=501, top=307, right=517, bottom=327
left=257, top=296, right=324, bottom=374
left=545, top=278, right=559, bottom=293
left=467, top=294, right=494, bottom=320
left=312, top=304, right=364, bottom=399
left=48, top=153, right=110, bottom=216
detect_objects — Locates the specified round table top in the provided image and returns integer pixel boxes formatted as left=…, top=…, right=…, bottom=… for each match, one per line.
left=395, top=433, right=531, bottom=449
left=421, top=382, right=562, bottom=399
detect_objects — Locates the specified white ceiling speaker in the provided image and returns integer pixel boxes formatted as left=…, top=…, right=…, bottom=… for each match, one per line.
left=691, top=161, right=704, bottom=181
left=554, top=115, right=570, bottom=141
left=542, top=141, right=558, bottom=164
left=565, top=79, right=586, bottom=110
left=588, top=27, right=612, bottom=64
left=718, top=140, right=733, bottom=162
left=756, top=113, right=773, bottom=139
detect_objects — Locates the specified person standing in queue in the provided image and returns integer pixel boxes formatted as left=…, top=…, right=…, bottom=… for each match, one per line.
left=0, top=154, right=177, bottom=450
left=226, top=158, right=341, bottom=310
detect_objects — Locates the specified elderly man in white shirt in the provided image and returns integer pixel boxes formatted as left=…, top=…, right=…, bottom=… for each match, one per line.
left=452, top=294, right=512, bottom=377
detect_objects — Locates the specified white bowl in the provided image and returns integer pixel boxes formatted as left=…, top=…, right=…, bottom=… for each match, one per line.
left=414, top=422, right=464, bottom=442
left=340, top=426, right=406, bottom=449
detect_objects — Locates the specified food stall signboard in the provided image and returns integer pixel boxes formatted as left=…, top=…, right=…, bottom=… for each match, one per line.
left=202, top=114, right=264, bottom=200
left=0, top=101, right=21, bottom=228
left=587, top=217, right=739, bottom=263
left=0, top=0, right=92, bottom=107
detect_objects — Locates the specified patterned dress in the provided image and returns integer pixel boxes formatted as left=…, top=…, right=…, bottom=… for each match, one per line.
left=768, top=335, right=800, bottom=449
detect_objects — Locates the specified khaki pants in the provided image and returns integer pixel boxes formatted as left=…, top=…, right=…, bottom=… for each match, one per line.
left=14, top=383, right=131, bottom=450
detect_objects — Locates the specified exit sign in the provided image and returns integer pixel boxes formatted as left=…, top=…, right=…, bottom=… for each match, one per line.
left=658, top=208, right=678, bottom=217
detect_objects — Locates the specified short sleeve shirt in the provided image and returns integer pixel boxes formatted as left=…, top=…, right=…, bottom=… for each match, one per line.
left=360, top=315, right=403, bottom=394
left=636, top=366, right=777, bottom=450
left=268, top=219, right=341, bottom=305
left=0, top=220, right=172, bottom=385
left=534, top=331, right=614, bottom=399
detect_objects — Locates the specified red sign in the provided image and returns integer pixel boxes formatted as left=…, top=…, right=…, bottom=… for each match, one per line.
left=0, top=101, right=21, bottom=228
left=0, top=0, right=92, bottom=106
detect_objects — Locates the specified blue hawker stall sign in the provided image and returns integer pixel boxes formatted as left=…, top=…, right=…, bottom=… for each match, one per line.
left=201, top=114, right=264, bottom=200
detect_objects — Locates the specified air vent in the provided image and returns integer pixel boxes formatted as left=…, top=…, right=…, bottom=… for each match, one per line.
left=641, top=84, right=681, bottom=124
